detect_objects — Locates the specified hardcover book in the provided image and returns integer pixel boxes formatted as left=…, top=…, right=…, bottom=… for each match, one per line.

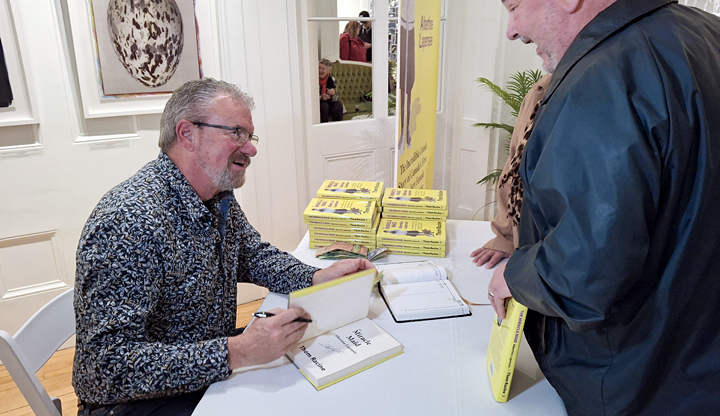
left=376, top=218, right=446, bottom=247
left=375, top=261, right=470, bottom=322
left=382, top=206, right=449, bottom=217
left=486, top=298, right=528, bottom=402
left=286, top=268, right=404, bottom=390
left=316, top=180, right=385, bottom=203
left=303, top=198, right=377, bottom=225
left=382, top=188, right=447, bottom=210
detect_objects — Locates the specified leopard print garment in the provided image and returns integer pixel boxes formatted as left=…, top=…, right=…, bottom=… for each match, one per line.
left=499, top=98, right=543, bottom=226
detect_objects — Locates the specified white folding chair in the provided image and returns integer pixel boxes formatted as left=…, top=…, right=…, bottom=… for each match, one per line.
left=0, top=289, right=75, bottom=416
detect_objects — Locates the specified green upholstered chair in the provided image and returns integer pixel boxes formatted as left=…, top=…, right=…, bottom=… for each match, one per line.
left=330, top=60, right=373, bottom=120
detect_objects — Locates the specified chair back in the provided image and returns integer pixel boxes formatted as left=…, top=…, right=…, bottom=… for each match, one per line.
left=0, top=288, right=75, bottom=416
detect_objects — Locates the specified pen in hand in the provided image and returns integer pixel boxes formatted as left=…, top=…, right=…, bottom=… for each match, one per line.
left=252, top=311, right=313, bottom=323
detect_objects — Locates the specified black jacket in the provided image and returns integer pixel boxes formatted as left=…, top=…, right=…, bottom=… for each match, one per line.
left=506, top=0, right=720, bottom=414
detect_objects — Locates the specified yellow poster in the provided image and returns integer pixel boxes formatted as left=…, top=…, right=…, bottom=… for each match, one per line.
left=396, top=0, right=441, bottom=189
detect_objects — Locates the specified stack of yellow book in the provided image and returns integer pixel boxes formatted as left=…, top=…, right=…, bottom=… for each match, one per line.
left=377, top=188, right=447, bottom=257
left=303, top=197, right=380, bottom=250
left=381, top=188, right=448, bottom=221
left=316, top=180, right=384, bottom=222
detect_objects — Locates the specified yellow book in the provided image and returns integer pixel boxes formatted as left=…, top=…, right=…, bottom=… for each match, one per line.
left=309, top=236, right=376, bottom=248
left=303, top=198, right=376, bottom=225
left=316, top=180, right=384, bottom=204
left=382, top=206, right=449, bottom=217
left=310, top=230, right=378, bottom=242
left=376, top=218, right=446, bottom=247
left=486, top=298, right=529, bottom=402
left=286, top=269, right=404, bottom=390
left=382, top=188, right=447, bottom=210
left=375, top=241, right=446, bottom=254
left=381, top=247, right=446, bottom=258
left=381, top=211, right=448, bottom=221
left=309, top=214, right=381, bottom=236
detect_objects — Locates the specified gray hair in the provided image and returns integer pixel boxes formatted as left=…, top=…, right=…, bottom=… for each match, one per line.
left=319, top=58, right=333, bottom=67
left=159, top=77, right=255, bottom=151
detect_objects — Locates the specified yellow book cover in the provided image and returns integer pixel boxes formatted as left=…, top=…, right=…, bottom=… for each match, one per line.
left=317, top=180, right=385, bottom=203
left=382, top=188, right=447, bottom=210
left=376, top=218, right=446, bottom=246
left=486, top=298, right=529, bottom=402
left=303, top=198, right=376, bottom=224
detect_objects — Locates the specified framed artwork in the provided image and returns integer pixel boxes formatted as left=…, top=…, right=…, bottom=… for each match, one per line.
left=68, top=0, right=217, bottom=118
left=90, top=0, right=201, bottom=96
left=0, top=0, right=36, bottom=127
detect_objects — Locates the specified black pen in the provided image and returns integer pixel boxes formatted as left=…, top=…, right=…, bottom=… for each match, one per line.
left=252, top=311, right=313, bottom=323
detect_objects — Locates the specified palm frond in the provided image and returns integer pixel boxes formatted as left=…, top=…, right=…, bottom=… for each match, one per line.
left=476, top=169, right=504, bottom=186
left=477, top=77, right=521, bottom=114
left=472, top=122, right=514, bottom=135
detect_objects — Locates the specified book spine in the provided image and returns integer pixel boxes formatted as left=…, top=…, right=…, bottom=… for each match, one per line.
left=499, top=305, right=527, bottom=401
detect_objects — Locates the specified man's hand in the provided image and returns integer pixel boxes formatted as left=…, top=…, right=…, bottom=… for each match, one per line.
left=312, top=258, right=375, bottom=285
left=470, top=247, right=510, bottom=268
left=488, top=262, right=513, bottom=319
left=227, top=307, right=311, bottom=369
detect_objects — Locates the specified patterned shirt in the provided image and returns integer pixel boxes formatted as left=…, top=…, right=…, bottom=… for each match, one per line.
left=72, top=152, right=318, bottom=405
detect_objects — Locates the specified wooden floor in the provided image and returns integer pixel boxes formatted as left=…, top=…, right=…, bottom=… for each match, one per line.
left=0, top=299, right=264, bottom=416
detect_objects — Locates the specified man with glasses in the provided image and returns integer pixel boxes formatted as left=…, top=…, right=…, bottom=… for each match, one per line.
left=73, top=78, right=373, bottom=415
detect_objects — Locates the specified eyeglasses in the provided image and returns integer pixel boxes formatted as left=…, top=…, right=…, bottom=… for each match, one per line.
left=192, top=122, right=260, bottom=146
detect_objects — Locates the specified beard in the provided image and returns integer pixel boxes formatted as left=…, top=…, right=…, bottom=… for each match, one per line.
left=201, top=153, right=251, bottom=191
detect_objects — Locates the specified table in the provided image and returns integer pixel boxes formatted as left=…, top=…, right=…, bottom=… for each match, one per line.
left=193, top=220, right=567, bottom=415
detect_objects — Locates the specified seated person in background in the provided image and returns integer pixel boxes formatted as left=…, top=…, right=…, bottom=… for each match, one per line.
left=339, top=21, right=370, bottom=62
left=319, top=58, right=343, bottom=122
left=73, top=77, right=374, bottom=416
left=470, top=74, right=551, bottom=268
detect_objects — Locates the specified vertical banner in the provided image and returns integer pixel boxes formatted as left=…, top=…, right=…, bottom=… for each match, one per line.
left=396, top=0, right=441, bottom=189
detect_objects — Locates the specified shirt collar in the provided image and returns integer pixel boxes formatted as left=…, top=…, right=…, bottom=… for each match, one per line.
left=544, top=0, right=676, bottom=103
left=156, top=151, right=217, bottom=223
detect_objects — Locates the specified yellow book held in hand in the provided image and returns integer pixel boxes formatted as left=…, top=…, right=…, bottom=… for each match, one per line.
left=486, top=298, right=528, bottom=402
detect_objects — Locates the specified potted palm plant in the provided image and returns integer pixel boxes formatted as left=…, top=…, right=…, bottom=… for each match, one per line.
left=475, top=69, right=543, bottom=186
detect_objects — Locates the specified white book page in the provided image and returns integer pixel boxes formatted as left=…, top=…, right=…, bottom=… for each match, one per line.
left=289, top=269, right=375, bottom=342
left=380, top=279, right=469, bottom=322
left=376, top=261, right=447, bottom=285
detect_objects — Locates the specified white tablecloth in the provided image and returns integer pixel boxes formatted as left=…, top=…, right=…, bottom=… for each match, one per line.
left=193, top=220, right=567, bottom=416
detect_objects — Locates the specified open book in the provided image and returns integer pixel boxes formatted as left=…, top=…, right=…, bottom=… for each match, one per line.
left=286, top=268, right=404, bottom=390
left=486, top=298, right=528, bottom=402
left=376, top=261, right=471, bottom=323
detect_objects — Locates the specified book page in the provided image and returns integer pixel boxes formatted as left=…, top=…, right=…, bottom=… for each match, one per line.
left=289, top=268, right=375, bottom=342
left=380, top=279, right=470, bottom=322
left=287, top=317, right=403, bottom=389
left=376, top=261, right=447, bottom=285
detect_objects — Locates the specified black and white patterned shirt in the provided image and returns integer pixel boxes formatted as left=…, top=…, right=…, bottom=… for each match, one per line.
left=72, top=152, right=318, bottom=405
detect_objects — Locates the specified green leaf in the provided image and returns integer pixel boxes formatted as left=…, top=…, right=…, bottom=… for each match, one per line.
left=476, top=169, right=504, bottom=186
left=472, top=122, right=514, bottom=135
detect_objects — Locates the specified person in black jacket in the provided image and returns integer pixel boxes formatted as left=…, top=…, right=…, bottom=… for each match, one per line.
left=318, top=59, right=343, bottom=122
left=358, top=11, right=372, bottom=63
left=487, top=0, right=720, bottom=415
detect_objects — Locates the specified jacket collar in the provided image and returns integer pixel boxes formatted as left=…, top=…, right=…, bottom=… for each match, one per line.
left=544, top=0, right=677, bottom=103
